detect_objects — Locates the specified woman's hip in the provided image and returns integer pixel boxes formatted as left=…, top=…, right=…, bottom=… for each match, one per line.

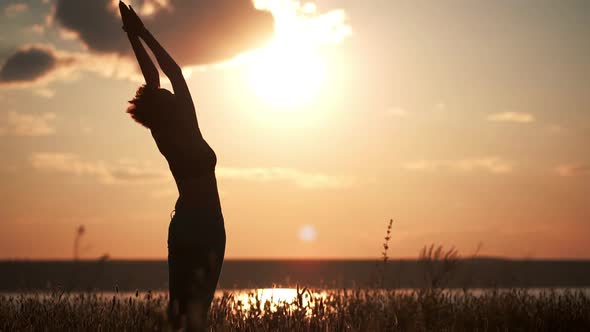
left=167, top=211, right=225, bottom=251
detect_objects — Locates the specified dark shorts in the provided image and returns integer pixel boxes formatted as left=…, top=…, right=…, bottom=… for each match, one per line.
left=167, top=209, right=226, bottom=326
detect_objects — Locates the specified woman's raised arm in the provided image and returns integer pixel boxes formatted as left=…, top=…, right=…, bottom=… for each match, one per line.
left=139, top=27, right=199, bottom=131
left=120, top=2, right=160, bottom=88
left=121, top=2, right=199, bottom=132
left=127, top=32, right=160, bottom=88
left=138, top=28, right=192, bottom=101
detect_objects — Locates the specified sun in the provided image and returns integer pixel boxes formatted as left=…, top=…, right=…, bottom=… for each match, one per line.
left=298, top=224, right=317, bottom=242
left=246, top=42, right=326, bottom=108
left=241, top=0, right=351, bottom=109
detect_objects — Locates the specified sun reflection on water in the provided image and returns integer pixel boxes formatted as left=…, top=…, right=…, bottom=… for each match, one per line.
left=222, top=287, right=328, bottom=315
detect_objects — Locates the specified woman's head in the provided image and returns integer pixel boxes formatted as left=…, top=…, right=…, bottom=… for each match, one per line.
left=127, top=85, right=175, bottom=129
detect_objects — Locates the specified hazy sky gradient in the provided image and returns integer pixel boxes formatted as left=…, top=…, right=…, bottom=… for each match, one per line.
left=1, top=0, right=589, bottom=259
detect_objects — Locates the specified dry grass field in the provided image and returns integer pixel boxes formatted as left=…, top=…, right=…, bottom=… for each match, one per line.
left=1, top=287, right=589, bottom=331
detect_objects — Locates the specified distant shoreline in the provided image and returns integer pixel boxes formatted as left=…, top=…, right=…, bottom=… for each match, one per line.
left=3, top=257, right=589, bottom=262
left=2, top=258, right=590, bottom=291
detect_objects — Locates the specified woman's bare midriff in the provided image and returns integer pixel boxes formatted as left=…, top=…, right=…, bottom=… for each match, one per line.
left=174, top=172, right=222, bottom=213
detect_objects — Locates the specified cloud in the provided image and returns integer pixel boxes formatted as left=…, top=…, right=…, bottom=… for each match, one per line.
left=0, top=111, right=56, bottom=137
left=203, top=1, right=351, bottom=73
left=434, top=102, right=447, bottom=112
left=3, top=1, right=351, bottom=87
left=30, top=153, right=169, bottom=184
left=547, top=125, right=566, bottom=134
left=24, top=24, right=46, bottom=35
left=150, top=187, right=177, bottom=198
left=0, top=45, right=77, bottom=86
left=52, top=0, right=274, bottom=65
left=30, top=152, right=353, bottom=189
left=254, top=0, right=351, bottom=44
left=555, top=164, right=590, bottom=177
left=31, top=152, right=107, bottom=177
left=34, top=88, right=56, bottom=98
left=0, top=47, right=59, bottom=83
left=217, top=166, right=354, bottom=189
left=403, top=157, right=513, bottom=174
left=0, top=44, right=139, bottom=87
left=3, top=3, right=28, bottom=16
left=386, top=107, right=408, bottom=117
left=487, top=112, right=535, bottom=123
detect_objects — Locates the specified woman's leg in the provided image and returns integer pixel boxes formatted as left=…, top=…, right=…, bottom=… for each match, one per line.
left=168, top=212, right=226, bottom=331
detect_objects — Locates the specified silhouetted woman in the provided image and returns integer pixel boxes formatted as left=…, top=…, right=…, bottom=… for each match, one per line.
left=119, top=2, right=225, bottom=330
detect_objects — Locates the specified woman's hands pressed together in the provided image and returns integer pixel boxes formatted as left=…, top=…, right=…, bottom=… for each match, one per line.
left=119, top=1, right=145, bottom=36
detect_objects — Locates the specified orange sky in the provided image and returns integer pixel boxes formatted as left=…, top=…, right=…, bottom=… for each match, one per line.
left=0, top=0, right=589, bottom=259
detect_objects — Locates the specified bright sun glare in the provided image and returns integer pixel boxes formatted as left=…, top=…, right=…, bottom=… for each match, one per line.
left=247, top=43, right=326, bottom=108
left=244, top=0, right=351, bottom=109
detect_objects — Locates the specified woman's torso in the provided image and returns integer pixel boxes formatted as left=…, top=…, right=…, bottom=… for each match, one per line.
left=150, top=125, right=222, bottom=214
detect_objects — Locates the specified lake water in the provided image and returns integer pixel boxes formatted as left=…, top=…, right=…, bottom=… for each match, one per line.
left=4, top=287, right=590, bottom=301
left=3, top=288, right=589, bottom=315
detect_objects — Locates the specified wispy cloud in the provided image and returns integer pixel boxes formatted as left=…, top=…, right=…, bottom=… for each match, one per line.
left=547, top=125, right=566, bottom=134
left=403, top=157, right=513, bottom=174
left=31, top=153, right=107, bottom=178
left=487, top=112, right=535, bottom=123
left=217, top=167, right=354, bottom=189
left=137, top=0, right=172, bottom=16
left=3, top=3, right=28, bottom=16
left=30, top=153, right=353, bottom=189
left=0, top=111, right=56, bottom=137
left=33, top=88, right=56, bottom=98
left=555, top=164, right=590, bottom=177
left=386, top=107, right=408, bottom=117
left=150, top=187, right=177, bottom=198
left=24, top=24, right=46, bottom=35
left=30, top=153, right=169, bottom=184
left=434, top=102, right=447, bottom=112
